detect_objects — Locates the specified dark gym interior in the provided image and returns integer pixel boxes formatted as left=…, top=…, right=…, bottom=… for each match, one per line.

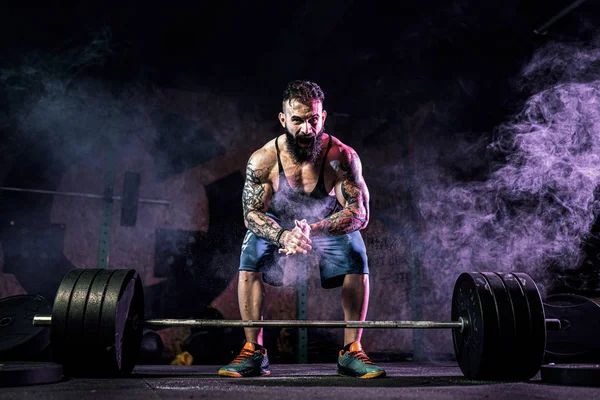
left=2, top=0, right=600, bottom=398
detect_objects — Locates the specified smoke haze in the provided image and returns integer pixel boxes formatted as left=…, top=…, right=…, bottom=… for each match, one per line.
left=413, top=36, right=600, bottom=298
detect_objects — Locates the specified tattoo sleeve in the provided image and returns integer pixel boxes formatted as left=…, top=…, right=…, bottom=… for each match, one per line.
left=310, top=151, right=369, bottom=236
left=242, top=161, right=283, bottom=243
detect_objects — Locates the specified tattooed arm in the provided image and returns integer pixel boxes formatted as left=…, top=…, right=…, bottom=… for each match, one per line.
left=309, top=146, right=370, bottom=236
left=243, top=148, right=312, bottom=253
left=242, top=149, right=281, bottom=242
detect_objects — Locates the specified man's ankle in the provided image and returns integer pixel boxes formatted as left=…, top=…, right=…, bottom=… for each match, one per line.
left=247, top=342, right=263, bottom=350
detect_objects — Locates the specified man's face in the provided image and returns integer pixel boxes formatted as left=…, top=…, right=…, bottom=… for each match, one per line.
left=279, top=99, right=327, bottom=164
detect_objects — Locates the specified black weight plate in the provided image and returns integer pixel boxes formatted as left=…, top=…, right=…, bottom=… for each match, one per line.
left=96, top=269, right=143, bottom=377
left=120, top=272, right=144, bottom=374
left=98, top=269, right=133, bottom=376
left=540, top=363, right=600, bottom=387
left=513, top=272, right=546, bottom=379
left=544, top=293, right=600, bottom=362
left=62, top=269, right=104, bottom=370
left=51, top=268, right=86, bottom=365
left=497, top=272, right=535, bottom=379
left=79, top=269, right=115, bottom=375
left=479, top=272, right=517, bottom=379
left=58, top=269, right=116, bottom=376
left=0, top=362, right=62, bottom=387
left=0, top=295, right=52, bottom=361
left=452, top=272, right=500, bottom=379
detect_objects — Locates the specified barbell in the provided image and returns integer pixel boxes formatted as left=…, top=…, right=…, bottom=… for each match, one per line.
left=32, top=268, right=560, bottom=380
left=0, top=186, right=169, bottom=205
left=0, top=171, right=170, bottom=227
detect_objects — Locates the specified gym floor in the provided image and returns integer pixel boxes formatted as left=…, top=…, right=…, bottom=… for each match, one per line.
left=1, top=362, right=598, bottom=400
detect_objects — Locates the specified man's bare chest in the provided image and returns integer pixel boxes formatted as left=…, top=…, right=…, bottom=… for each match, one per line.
left=271, top=162, right=336, bottom=194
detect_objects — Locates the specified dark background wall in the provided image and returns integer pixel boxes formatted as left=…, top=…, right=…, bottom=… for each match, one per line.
left=2, top=0, right=600, bottom=361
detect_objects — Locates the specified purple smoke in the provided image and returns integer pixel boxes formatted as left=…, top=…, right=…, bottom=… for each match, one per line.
left=416, top=37, right=600, bottom=291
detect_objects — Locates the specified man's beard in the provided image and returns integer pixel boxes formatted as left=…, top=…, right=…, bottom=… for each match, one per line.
left=284, top=128, right=325, bottom=164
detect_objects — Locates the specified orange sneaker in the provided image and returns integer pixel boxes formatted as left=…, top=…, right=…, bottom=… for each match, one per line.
left=337, top=341, right=386, bottom=379
left=218, top=342, right=271, bottom=377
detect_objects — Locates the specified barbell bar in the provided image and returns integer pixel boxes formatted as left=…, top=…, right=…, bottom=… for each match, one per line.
left=0, top=186, right=170, bottom=205
left=1, top=171, right=170, bottom=227
left=32, top=268, right=559, bottom=380
left=33, top=315, right=465, bottom=329
left=34, top=315, right=562, bottom=331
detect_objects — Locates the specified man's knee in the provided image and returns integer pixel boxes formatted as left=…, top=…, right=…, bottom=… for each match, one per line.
left=343, top=273, right=369, bottom=284
left=239, top=270, right=262, bottom=283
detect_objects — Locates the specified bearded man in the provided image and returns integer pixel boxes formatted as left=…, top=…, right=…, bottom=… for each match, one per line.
left=218, top=80, right=385, bottom=379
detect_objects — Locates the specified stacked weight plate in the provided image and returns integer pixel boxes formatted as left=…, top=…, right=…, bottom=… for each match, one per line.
left=51, top=268, right=144, bottom=376
left=452, top=271, right=546, bottom=380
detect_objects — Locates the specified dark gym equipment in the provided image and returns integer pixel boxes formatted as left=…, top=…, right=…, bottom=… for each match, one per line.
left=533, top=0, right=589, bottom=35
left=540, top=363, right=600, bottom=387
left=120, top=171, right=141, bottom=226
left=0, top=295, right=52, bottom=361
left=138, top=329, right=164, bottom=364
left=31, top=268, right=562, bottom=380
left=0, top=362, right=63, bottom=387
left=0, top=171, right=170, bottom=228
left=543, top=293, right=600, bottom=363
left=50, top=268, right=144, bottom=376
left=451, top=272, right=546, bottom=380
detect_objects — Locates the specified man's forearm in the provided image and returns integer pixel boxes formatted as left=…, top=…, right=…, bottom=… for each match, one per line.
left=246, top=210, right=286, bottom=244
left=309, top=204, right=367, bottom=236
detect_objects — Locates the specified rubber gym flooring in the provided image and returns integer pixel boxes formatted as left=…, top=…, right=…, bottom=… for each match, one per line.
left=1, top=362, right=599, bottom=400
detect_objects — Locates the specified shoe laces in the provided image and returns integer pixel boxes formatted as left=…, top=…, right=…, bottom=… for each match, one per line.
left=231, top=348, right=257, bottom=364
left=348, top=350, right=374, bottom=365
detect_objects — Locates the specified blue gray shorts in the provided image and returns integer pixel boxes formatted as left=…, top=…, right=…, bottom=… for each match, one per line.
left=239, top=229, right=369, bottom=289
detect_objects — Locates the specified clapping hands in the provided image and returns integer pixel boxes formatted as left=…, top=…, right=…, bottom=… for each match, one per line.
left=278, top=219, right=312, bottom=256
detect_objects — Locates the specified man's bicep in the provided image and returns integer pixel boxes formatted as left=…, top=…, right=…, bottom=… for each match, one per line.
left=339, top=179, right=365, bottom=205
left=242, top=161, right=272, bottom=218
left=335, top=149, right=368, bottom=206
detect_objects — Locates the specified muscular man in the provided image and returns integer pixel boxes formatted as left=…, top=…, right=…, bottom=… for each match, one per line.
left=218, top=80, right=385, bottom=379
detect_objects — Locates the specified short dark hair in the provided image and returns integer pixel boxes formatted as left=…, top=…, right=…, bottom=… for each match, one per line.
left=282, top=80, right=325, bottom=111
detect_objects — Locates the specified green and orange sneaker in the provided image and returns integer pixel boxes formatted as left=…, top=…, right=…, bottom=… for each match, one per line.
left=337, top=341, right=386, bottom=379
left=218, top=342, right=271, bottom=377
